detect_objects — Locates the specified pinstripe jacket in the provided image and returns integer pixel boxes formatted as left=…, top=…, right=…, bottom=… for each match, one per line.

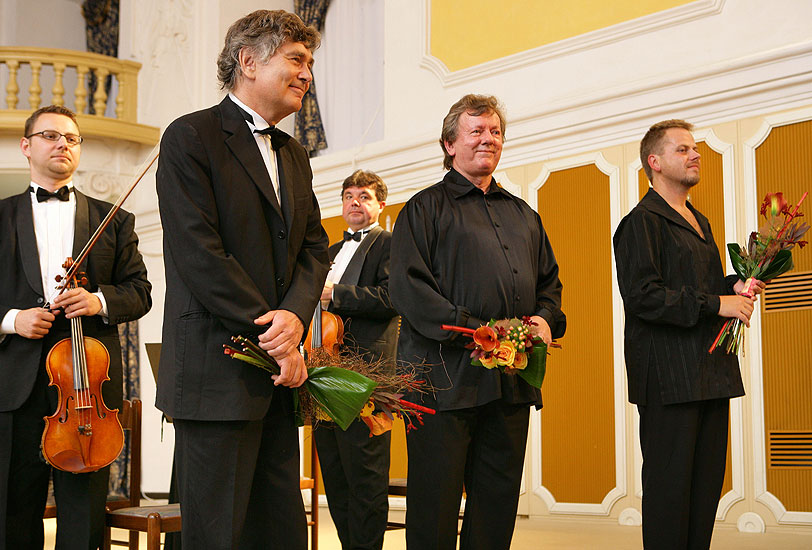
left=613, top=189, right=743, bottom=405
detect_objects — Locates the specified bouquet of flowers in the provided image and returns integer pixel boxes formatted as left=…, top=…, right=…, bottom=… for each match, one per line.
left=442, top=317, right=558, bottom=389
left=224, top=336, right=434, bottom=434
left=709, top=191, right=809, bottom=354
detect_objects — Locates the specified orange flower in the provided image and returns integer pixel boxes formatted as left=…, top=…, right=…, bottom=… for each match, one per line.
left=494, top=341, right=516, bottom=367
left=362, top=413, right=393, bottom=436
left=512, top=352, right=528, bottom=370
left=474, top=326, right=499, bottom=352
left=479, top=353, right=499, bottom=369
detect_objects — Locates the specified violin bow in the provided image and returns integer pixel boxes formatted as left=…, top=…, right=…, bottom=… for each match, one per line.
left=46, top=144, right=160, bottom=307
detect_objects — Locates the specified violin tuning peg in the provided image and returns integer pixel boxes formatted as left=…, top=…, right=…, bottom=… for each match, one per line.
left=55, top=275, right=64, bottom=282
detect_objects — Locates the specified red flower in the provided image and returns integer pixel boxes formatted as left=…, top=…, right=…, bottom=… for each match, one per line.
left=761, top=192, right=789, bottom=218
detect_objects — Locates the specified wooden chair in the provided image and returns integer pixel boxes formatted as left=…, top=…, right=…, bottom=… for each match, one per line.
left=102, top=402, right=320, bottom=550
left=386, top=478, right=408, bottom=530
left=101, top=398, right=181, bottom=550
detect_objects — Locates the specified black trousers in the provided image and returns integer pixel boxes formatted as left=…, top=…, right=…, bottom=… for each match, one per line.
left=314, top=419, right=391, bottom=550
left=638, top=368, right=730, bottom=550
left=0, top=363, right=111, bottom=550
left=173, top=387, right=307, bottom=550
left=405, top=400, right=530, bottom=550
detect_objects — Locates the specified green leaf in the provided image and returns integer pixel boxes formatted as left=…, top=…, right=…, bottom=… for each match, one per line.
left=305, top=366, right=377, bottom=431
left=517, top=345, right=547, bottom=389
left=756, top=249, right=794, bottom=281
left=727, top=243, right=749, bottom=281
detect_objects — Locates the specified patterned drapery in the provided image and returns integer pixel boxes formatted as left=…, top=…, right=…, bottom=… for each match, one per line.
left=108, top=321, right=139, bottom=499
left=294, top=0, right=330, bottom=156
left=82, top=0, right=119, bottom=115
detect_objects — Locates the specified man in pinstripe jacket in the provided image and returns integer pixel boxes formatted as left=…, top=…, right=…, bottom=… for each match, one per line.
left=613, top=119, right=763, bottom=550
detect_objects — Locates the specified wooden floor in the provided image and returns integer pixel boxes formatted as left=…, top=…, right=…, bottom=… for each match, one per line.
left=44, top=508, right=812, bottom=549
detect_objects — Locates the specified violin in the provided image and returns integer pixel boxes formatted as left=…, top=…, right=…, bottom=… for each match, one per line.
left=40, top=258, right=124, bottom=473
left=303, top=300, right=344, bottom=355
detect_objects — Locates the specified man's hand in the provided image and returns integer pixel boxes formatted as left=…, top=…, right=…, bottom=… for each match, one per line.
left=719, top=295, right=756, bottom=327
left=320, top=281, right=334, bottom=309
left=528, top=315, right=552, bottom=345
left=52, top=288, right=102, bottom=319
left=272, top=349, right=308, bottom=387
left=255, top=309, right=305, bottom=358
left=15, top=307, right=57, bottom=339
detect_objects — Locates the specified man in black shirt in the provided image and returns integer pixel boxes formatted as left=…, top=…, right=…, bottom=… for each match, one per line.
left=390, top=94, right=565, bottom=550
left=613, top=119, right=761, bottom=549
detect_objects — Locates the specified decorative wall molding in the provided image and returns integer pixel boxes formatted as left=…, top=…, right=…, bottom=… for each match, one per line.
left=737, top=511, right=766, bottom=533
left=419, top=0, right=726, bottom=87
left=313, top=41, right=812, bottom=218
left=743, top=106, right=812, bottom=526
left=527, top=153, right=626, bottom=516
left=618, top=507, right=642, bottom=527
left=692, top=128, right=747, bottom=520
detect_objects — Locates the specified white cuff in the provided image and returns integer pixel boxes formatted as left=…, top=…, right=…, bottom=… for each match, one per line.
left=94, top=291, right=109, bottom=322
left=1, top=309, right=21, bottom=334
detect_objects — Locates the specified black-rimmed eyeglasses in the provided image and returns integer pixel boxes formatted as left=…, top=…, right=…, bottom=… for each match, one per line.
left=25, top=130, right=83, bottom=147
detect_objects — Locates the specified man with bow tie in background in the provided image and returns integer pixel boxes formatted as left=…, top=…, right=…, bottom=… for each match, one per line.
left=0, top=105, right=151, bottom=550
left=156, top=9, right=329, bottom=549
left=314, top=170, right=399, bottom=550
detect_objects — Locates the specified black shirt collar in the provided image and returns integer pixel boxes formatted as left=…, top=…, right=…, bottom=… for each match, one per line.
left=444, top=168, right=509, bottom=199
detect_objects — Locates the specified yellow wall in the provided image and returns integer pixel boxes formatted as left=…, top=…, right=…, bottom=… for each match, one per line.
left=756, top=120, right=812, bottom=512
left=430, top=0, right=692, bottom=71
left=538, top=164, right=616, bottom=504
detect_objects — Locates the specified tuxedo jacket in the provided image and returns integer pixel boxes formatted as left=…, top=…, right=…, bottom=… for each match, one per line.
left=0, top=189, right=152, bottom=412
left=156, top=96, right=330, bottom=422
left=328, top=227, right=398, bottom=363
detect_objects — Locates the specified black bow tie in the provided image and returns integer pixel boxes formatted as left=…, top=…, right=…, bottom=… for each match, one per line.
left=254, top=126, right=289, bottom=151
left=31, top=186, right=71, bottom=202
left=343, top=230, right=369, bottom=242
left=234, top=102, right=289, bottom=150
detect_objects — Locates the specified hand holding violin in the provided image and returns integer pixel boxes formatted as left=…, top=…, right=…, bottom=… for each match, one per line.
left=52, top=287, right=102, bottom=319
left=14, top=307, right=58, bottom=339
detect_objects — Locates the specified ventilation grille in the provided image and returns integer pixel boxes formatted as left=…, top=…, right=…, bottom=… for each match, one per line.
left=763, top=270, right=812, bottom=312
left=768, top=431, right=812, bottom=469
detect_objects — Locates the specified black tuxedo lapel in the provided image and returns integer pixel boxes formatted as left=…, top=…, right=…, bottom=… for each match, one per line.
left=14, top=194, right=43, bottom=296
left=221, top=98, right=285, bottom=221
left=339, top=226, right=383, bottom=287
left=72, top=190, right=90, bottom=262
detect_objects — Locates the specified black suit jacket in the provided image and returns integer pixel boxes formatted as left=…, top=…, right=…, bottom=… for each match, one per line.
left=0, top=189, right=152, bottom=412
left=328, top=227, right=398, bottom=363
left=613, top=189, right=743, bottom=405
left=156, top=96, right=330, bottom=421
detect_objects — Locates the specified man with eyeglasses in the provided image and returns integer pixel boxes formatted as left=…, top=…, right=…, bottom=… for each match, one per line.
left=0, top=105, right=152, bottom=550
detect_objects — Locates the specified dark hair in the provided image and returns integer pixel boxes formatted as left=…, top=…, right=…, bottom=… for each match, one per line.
left=439, top=94, right=506, bottom=170
left=24, top=105, right=79, bottom=137
left=217, top=10, right=320, bottom=91
left=341, top=170, right=387, bottom=202
left=640, top=119, right=694, bottom=182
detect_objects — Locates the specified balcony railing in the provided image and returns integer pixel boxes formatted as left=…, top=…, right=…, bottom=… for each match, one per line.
left=0, top=47, right=158, bottom=145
